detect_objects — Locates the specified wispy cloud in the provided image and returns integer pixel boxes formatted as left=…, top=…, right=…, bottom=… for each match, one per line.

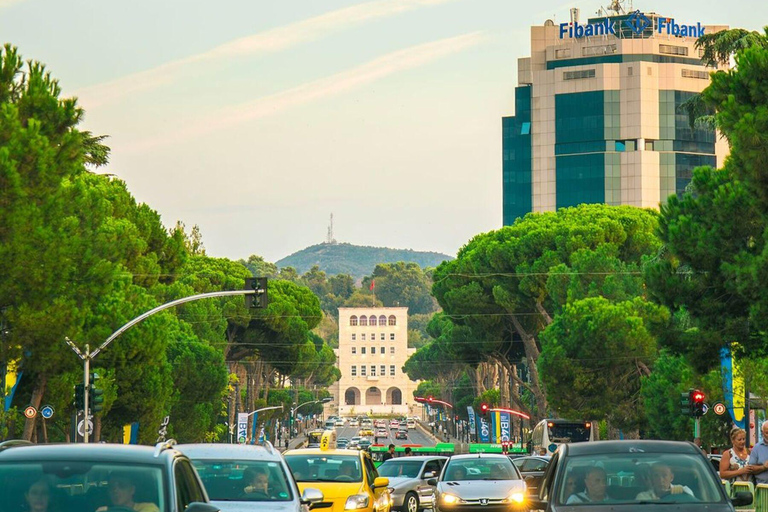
left=0, top=0, right=27, bottom=7
left=124, top=32, right=487, bottom=153
left=73, top=0, right=457, bottom=108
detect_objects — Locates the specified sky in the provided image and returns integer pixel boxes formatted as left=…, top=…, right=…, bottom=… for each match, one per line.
left=1, top=0, right=765, bottom=263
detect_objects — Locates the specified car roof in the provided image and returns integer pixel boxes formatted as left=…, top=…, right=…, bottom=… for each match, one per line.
left=380, top=456, right=447, bottom=462
left=285, top=448, right=364, bottom=456
left=176, top=443, right=284, bottom=462
left=563, top=440, right=701, bottom=457
left=448, top=453, right=512, bottom=461
left=0, top=443, right=179, bottom=463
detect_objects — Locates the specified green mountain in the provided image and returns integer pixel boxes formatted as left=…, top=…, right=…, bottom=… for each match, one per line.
left=275, top=242, right=452, bottom=278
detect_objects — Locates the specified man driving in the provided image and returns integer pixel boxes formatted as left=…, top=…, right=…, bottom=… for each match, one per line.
left=97, top=472, right=160, bottom=512
left=635, top=463, right=694, bottom=500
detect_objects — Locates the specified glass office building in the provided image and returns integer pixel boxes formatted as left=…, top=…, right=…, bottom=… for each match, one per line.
left=502, top=9, right=729, bottom=225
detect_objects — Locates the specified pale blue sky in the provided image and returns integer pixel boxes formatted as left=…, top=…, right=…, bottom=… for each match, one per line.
left=1, top=0, right=765, bottom=262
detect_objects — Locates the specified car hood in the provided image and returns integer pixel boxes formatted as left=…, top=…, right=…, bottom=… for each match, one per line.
left=437, top=480, right=526, bottom=499
left=210, top=500, right=298, bottom=512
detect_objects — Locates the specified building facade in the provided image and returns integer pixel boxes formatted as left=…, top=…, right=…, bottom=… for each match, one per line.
left=328, top=307, right=420, bottom=417
left=502, top=8, right=729, bottom=224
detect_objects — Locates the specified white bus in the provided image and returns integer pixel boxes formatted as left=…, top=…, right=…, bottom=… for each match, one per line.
left=531, top=419, right=596, bottom=456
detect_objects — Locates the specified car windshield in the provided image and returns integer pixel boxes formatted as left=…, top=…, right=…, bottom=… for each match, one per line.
left=558, top=453, right=725, bottom=505
left=285, top=454, right=362, bottom=483
left=0, top=462, right=166, bottom=512
left=443, top=458, right=519, bottom=481
left=378, top=460, right=423, bottom=478
left=549, top=423, right=591, bottom=443
left=191, top=460, right=292, bottom=502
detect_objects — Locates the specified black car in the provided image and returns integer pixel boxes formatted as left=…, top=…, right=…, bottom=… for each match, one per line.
left=510, top=456, right=550, bottom=496
left=396, top=429, right=408, bottom=440
left=529, top=440, right=751, bottom=511
left=0, top=440, right=219, bottom=512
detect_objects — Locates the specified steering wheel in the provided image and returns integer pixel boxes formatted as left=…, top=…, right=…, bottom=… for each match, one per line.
left=336, top=475, right=355, bottom=482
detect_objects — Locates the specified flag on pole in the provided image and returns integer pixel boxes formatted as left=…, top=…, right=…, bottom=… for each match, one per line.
left=370, top=280, right=375, bottom=290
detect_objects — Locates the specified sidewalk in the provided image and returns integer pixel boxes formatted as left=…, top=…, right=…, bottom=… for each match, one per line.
left=278, top=435, right=306, bottom=452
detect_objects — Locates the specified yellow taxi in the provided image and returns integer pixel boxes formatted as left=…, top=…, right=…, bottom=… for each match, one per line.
left=285, top=431, right=391, bottom=512
left=358, top=428, right=374, bottom=437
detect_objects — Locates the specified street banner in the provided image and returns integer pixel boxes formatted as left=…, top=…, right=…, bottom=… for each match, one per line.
left=491, top=412, right=499, bottom=443
left=499, top=412, right=511, bottom=442
left=467, top=406, right=476, bottom=433
left=250, top=412, right=259, bottom=445
left=478, top=416, right=491, bottom=443
left=237, top=412, right=248, bottom=444
left=720, top=347, right=746, bottom=429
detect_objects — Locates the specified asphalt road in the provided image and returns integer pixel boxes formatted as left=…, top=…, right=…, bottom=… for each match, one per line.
left=334, top=422, right=436, bottom=447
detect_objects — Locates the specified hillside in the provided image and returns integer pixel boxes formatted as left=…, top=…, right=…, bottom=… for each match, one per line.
left=276, top=242, right=452, bottom=278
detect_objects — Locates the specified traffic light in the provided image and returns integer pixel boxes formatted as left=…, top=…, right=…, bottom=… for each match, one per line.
left=680, top=392, right=692, bottom=416
left=691, top=389, right=706, bottom=417
left=479, top=403, right=490, bottom=416
left=245, top=277, right=268, bottom=309
left=74, top=384, right=85, bottom=410
left=89, top=373, right=104, bottom=414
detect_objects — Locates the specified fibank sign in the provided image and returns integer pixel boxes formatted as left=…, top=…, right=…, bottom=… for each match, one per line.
left=559, top=10, right=705, bottom=39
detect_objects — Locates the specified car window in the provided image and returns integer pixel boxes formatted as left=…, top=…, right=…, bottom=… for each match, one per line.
left=378, top=460, right=423, bottom=478
left=558, top=453, right=725, bottom=505
left=443, top=458, right=519, bottom=481
left=191, top=459, right=293, bottom=501
left=522, top=459, right=549, bottom=472
left=363, top=456, right=379, bottom=487
left=175, top=459, right=205, bottom=509
left=0, top=462, right=167, bottom=512
left=423, top=460, right=441, bottom=476
left=285, top=454, right=362, bottom=483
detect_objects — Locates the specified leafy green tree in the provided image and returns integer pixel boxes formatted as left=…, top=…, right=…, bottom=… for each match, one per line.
left=240, top=255, right=279, bottom=279
left=640, top=352, right=695, bottom=441
left=362, top=262, right=438, bottom=314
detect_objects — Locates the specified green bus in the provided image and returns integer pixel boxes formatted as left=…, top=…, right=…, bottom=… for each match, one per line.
left=369, top=443, right=455, bottom=466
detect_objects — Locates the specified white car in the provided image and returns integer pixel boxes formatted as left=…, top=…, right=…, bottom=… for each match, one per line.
left=335, top=418, right=344, bottom=426
left=376, top=428, right=388, bottom=438
left=350, top=419, right=359, bottom=427
left=389, top=420, right=400, bottom=430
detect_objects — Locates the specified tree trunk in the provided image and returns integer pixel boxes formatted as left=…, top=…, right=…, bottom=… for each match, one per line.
left=94, top=416, right=102, bottom=442
left=509, top=315, right=548, bottom=420
left=22, top=375, right=46, bottom=441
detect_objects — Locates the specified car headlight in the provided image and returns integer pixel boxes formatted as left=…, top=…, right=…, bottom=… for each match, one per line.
left=441, top=494, right=464, bottom=505
left=345, top=494, right=370, bottom=510
left=504, top=492, right=525, bottom=504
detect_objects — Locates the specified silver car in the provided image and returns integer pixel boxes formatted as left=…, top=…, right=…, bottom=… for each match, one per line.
left=378, top=456, right=447, bottom=512
left=177, top=442, right=323, bottom=512
left=431, top=454, right=526, bottom=512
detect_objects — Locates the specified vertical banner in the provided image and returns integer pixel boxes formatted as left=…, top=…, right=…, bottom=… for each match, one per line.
left=499, top=412, right=511, bottom=442
left=467, top=406, right=476, bottom=435
left=491, top=412, right=500, bottom=443
left=478, top=416, right=491, bottom=443
left=720, top=347, right=746, bottom=429
left=250, top=412, right=259, bottom=445
left=237, top=412, right=248, bottom=444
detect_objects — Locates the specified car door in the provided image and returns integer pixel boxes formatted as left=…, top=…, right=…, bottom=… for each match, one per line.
left=520, top=458, right=549, bottom=495
left=364, top=454, right=388, bottom=510
left=174, top=458, right=208, bottom=511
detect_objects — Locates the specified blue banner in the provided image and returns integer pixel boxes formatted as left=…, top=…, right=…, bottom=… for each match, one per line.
left=467, top=406, right=476, bottom=433
left=499, top=412, right=511, bottom=442
left=250, top=412, right=259, bottom=444
left=720, top=347, right=746, bottom=429
left=478, top=416, right=490, bottom=443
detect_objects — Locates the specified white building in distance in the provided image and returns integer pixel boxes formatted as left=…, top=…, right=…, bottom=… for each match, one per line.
left=328, top=307, right=420, bottom=417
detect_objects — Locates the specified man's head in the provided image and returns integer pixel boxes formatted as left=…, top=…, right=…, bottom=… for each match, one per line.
left=404, top=447, right=412, bottom=456
left=584, top=467, right=607, bottom=500
left=245, top=466, right=269, bottom=486
left=650, top=464, right=674, bottom=495
left=761, top=422, right=768, bottom=440
left=450, top=465, right=467, bottom=480
left=388, top=444, right=395, bottom=453
left=108, top=472, right=137, bottom=507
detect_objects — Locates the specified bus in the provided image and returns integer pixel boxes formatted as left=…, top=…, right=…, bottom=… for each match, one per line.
left=306, top=429, right=336, bottom=449
left=530, top=419, right=595, bottom=456
left=369, top=443, right=455, bottom=466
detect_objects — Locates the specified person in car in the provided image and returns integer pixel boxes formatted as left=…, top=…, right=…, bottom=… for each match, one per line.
left=243, top=466, right=271, bottom=496
left=635, top=463, right=694, bottom=501
left=566, top=467, right=610, bottom=504
left=337, top=461, right=357, bottom=480
left=448, top=466, right=468, bottom=481
left=25, top=478, right=52, bottom=512
left=97, top=472, right=160, bottom=512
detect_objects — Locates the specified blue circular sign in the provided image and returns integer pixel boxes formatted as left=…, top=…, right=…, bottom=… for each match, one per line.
left=40, top=405, right=54, bottom=419
left=548, top=443, right=557, bottom=453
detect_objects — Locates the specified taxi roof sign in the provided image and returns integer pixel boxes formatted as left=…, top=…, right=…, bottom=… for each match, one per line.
left=319, top=429, right=336, bottom=451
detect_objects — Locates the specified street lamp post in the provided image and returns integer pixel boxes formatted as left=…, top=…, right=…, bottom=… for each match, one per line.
left=247, top=405, right=284, bottom=444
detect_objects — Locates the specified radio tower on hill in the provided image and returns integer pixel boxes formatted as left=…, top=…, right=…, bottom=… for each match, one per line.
left=326, top=213, right=337, bottom=244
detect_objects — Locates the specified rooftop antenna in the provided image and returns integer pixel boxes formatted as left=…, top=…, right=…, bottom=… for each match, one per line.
left=326, top=213, right=336, bottom=244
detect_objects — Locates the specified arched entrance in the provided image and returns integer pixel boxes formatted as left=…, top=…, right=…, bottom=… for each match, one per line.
left=345, top=387, right=361, bottom=405
left=386, top=387, right=403, bottom=405
left=365, top=387, right=382, bottom=405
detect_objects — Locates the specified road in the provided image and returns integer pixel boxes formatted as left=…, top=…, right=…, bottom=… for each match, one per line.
left=334, top=422, right=437, bottom=447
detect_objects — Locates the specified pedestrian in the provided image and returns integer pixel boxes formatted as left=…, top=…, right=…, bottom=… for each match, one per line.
left=748, top=422, right=768, bottom=485
left=382, top=444, right=396, bottom=462
left=720, top=428, right=751, bottom=482
left=404, top=447, right=413, bottom=456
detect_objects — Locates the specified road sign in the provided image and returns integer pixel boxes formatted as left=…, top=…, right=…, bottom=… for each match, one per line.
left=24, top=406, right=37, bottom=419
left=237, top=413, right=248, bottom=444
left=714, top=402, right=727, bottom=415
left=77, top=419, right=94, bottom=437
left=702, top=403, right=709, bottom=416
left=40, top=405, right=55, bottom=419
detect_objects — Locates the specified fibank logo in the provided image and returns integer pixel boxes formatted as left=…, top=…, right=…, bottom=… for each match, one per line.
left=625, top=10, right=651, bottom=35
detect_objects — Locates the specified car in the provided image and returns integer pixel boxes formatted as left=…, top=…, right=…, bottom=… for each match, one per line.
left=359, top=439, right=373, bottom=450
left=177, top=442, right=324, bottom=512
left=362, top=419, right=374, bottom=428
left=336, top=418, right=345, bottom=427
left=431, top=453, right=526, bottom=512
left=510, top=456, right=550, bottom=496
left=284, top=445, right=392, bottom=512
left=377, top=428, right=389, bottom=438
left=338, top=437, right=350, bottom=447
left=378, top=456, right=447, bottom=512
left=406, top=420, right=416, bottom=430
left=0, top=440, right=219, bottom=512
left=350, top=419, right=360, bottom=427
left=390, top=420, right=400, bottom=430
left=395, top=430, right=408, bottom=440
left=360, top=428, right=375, bottom=437
left=375, top=420, right=387, bottom=428
left=528, top=440, right=753, bottom=511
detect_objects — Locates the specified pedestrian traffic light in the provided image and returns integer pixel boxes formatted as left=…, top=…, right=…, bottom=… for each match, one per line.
left=479, top=403, right=489, bottom=416
left=89, top=372, right=104, bottom=414
left=74, top=384, right=85, bottom=410
left=691, top=389, right=706, bottom=417
left=245, top=277, right=268, bottom=309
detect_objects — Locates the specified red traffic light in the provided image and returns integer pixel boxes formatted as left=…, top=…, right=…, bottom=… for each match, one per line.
left=479, top=403, right=489, bottom=414
left=692, top=390, right=705, bottom=403
left=427, top=396, right=434, bottom=403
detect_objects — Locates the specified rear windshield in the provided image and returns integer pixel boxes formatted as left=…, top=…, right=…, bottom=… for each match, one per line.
left=559, top=453, right=725, bottom=505
left=0, top=462, right=166, bottom=512
left=285, top=454, right=362, bottom=483
left=549, top=423, right=591, bottom=443
left=191, top=460, right=293, bottom=502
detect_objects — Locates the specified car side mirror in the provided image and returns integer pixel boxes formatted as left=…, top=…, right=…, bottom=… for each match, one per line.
left=302, top=488, right=324, bottom=507
left=427, top=478, right=437, bottom=486
left=732, top=491, right=753, bottom=507
left=373, top=477, right=390, bottom=488
left=423, top=471, right=436, bottom=479
left=186, top=503, right=221, bottom=512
